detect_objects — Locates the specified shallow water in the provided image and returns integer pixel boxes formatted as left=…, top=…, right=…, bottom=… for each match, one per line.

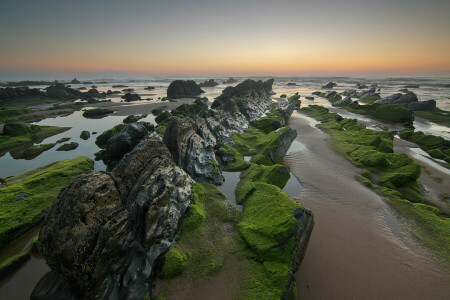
left=219, top=171, right=243, bottom=211
left=287, top=111, right=450, bottom=299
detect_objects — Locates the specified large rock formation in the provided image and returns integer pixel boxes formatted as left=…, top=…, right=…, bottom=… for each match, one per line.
left=374, top=92, right=436, bottom=111
left=198, top=79, right=218, bottom=87
left=166, top=80, right=204, bottom=99
left=0, top=86, right=44, bottom=100
left=45, top=83, right=83, bottom=100
left=32, top=132, right=193, bottom=300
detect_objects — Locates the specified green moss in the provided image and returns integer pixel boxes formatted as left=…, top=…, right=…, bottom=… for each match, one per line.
left=161, top=248, right=187, bottom=279
left=414, top=109, right=450, bottom=127
left=399, top=129, right=449, bottom=166
left=0, top=156, right=94, bottom=247
left=206, top=160, right=220, bottom=174
left=56, top=137, right=70, bottom=143
left=31, top=234, right=39, bottom=253
left=151, top=105, right=168, bottom=116
left=358, top=95, right=381, bottom=104
left=155, top=111, right=172, bottom=124
left=288, top=94, right=301, bottom=108
left=0, top=108, right=33, bottom=119
left=250, top=103, right=289, bottom=133
left=123, top=114, right=147, bottom=123
left=13, top=143, right=56, bottom=159
left=160, top=183, right=240, bottom=279
left=344, top=103, right=414, bottom=124
left=355, top=174, right=374, bottom=188
left=220, top=143, right=251, bottom=171
left=0, top=251, right=30, bottom=275
left=0, top=125, right=70, bottom=155
left=95, top=123, right=126, bottom=148
left=82, top=108, right=113, bottom=118
left=56, top=142, right=79, bottom=151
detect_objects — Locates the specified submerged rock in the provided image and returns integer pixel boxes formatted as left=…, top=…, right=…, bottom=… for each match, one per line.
left=33, top=133, right=193, bottom=300
left=167, top=80, right=204, bottom=99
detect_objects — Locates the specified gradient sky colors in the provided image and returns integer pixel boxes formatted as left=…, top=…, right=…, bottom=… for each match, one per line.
left=1, top=0, right=449, bottom=76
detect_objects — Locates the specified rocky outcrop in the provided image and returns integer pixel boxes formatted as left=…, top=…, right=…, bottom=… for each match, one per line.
left=70, top=78, right=81, bottom=84
left=334, top=96, right=352, bottom=106
left=223, top=77, right=238, bottom=84
left=0, top=86, right=44, bottom=100
left=96, top=122, right=155, bottom=169
left=198, top=79, right=218, bottom=87
left=45, top=83, right=83, bottom=100
left=322, top=81, right=337, bottom=89
left=167, top=80, right=204, bottom=99
left=268, top=127, right=297, bottom=163
left=32, top=133, right=193, bottom=300
left=374, top=92, right=436, bottom=111
left=121, top=93, right=141, bottom=102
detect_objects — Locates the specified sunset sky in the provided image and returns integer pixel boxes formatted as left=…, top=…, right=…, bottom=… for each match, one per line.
left=1, top=0, right=450, bottom=76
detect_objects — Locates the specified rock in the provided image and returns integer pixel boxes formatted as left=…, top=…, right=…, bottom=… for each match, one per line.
left=96, top=122, right=155, bottom=169
left=287, top=82, right=296, bottom=86
left=167, top=80, right=204, bottom=99
left=404, top=84, right=419, bottom=88
left=334, top=96, right=352, bottom=106
left=375, top=92, right=418, bottom=104
left=33, top=134, right=193, bottom=300
left=122, top=88, right=134, bottom=92
left=0, top=86, right=43, bottom=100
left=305, top=96, right=314, bottom=100
left=267, top=127, right=297, bottom=163
left=77, top=87, right=87, bottom=90
left=322, top=82, right=337, bottom=89
left=121, top=93, right=141, bottom=102
left=82, top=81, right=94, bottom=85
left=80, top=131, right=90, bottom=140
left=356, top=83, right=367, bottom=89
left=70, top=78, right=81, bottom=84
left=112, top=85, right=128, bottom=88
left=399, top=88, right=409, bottom=93
left=397, top=99, right=436, bottom=111
left=223, top=78, right=238, bottom=84
left=144, top=86, right=155, bottom=90
left=56, top=142, right=78, bottom=151
left=198, top=79, right=218, bottom=87
left=45, top=83, right=82, bottom=100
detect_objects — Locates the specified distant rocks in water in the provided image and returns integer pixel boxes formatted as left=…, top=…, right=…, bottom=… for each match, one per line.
left=82, top=80, right=93, bottom=85
left=122, top=88, right=134, bottom=92
left=404, top=84, right=419, bottom=88
left=343, top=88, right=377, bottom=99
left=70, top=78, right=81, bottom=84
left=356, top=83, right=367, bottom=89
left=77, top=87, right=87, bottom=90
left=280, top=94, right=287, bottom=98
left=2, top=80, right=54, bottom=87
left=399, top=88, right=409, bottom=93
left=0, top=86, right=44, bottom=100
left=322, top=81, right=337, bottom=89
left=33, top=130, right=192, bottom=300
left=374, top=91, right=436, bottom=111
left=144, top=86, right=155, bottom=90
left=56, top=142, right=78, bottom=151
left=287, top=82, right=297, bottom=86
left=91, top=85, right=97, bottom=89
left=80, top=131, right=90, bottom=140
left=223, top=77, right=238, bottom=84
left=106, top=89, right=120, bottom=95
left=112, top=84, right=128, bottom=88
left=198, top=79, right=219, bottom=87
left=305, top=96, right=314, bottom=100
left=167, top=80, right=204, bottom=99
left=82, top=108, right=114, bottom=118
left=121, top=93, right=141, bottom=102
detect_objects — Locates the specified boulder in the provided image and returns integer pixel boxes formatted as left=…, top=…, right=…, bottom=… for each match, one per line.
left=167, top=80, right=204, bottom=99
left=334, top=96, right=352, bottom=106
left=33, top=134, right=193, bottom=300
left=45, top=83, right=82, bottom=100
left=80, top=131, right=90, bottom=140
left=121, top=93, right=141, bottom=102
left=223, top=78, right=238, bottom=84
left=397, top=99, right=436, bottom=111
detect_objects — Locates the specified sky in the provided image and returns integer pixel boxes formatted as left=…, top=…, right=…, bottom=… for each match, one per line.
left=1, top=0, right=449, bottom=76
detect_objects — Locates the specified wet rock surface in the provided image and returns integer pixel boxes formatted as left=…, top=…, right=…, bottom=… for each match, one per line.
left=375, top=92, right=436, bottom=111
left=32, top=133, right=193, bottom=300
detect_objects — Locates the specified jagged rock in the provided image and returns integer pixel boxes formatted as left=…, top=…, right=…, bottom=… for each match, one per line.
left=83, top=81, right=94, bottom=85
left=167, top=80, right=204, bottom=99
left=96, top=122, right=155, bottom=169
left=70, top=78, right=81, bottom=84
left=80, top=131, right=90, bottom=140
left=322, top=82, right=337, bottom=89
left=325, top=91, right=337, bottom=98
left=375, top=92, right=418, bottom=104
left=198, top=79, right=218, bottom=87
left=268, top=127, right=297, bottom=163
left=334, top=96, right=352, bottom=106
left=33, top=134, right=193, bottom=300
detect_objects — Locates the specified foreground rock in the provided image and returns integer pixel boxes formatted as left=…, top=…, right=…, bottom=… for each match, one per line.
left=32, top=133, right=193, bottom=300
left=167, top=80, right=204, bottom=99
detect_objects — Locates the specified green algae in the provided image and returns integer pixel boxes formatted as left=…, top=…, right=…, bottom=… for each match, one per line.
left=399, top=129, right=450, bottom=165
left=13, top=143, right=56, bottom=160
left=82, top=108, right=113, bottom=118
left=288, top=94, right=301, bottom=108
left=123, top=113, right=147, bottom=123
left=219, top=143, right=251, bottom=171
left=0, top=156, right=94, bottom=248
left=414, top=109, right=450, bottom=127
left=95, top=123, right=126, bottom=148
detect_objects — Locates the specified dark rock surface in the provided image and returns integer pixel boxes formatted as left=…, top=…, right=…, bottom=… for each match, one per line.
left=374, top=92, right=435, bottom=111
left=322, top=81, right=337, bottom=89
left=167, top=80, right=204, bottom=99
left=223, top=77, right=238, bottom=84
left=32, top=133, right=193, bottom=300
left=198, top=79, right=218, bottom=87
left=121, top=93, right=141, bottom=102
left=80, top=131, right=90, bottom=140
left=96, top=122, right=155, bottom=169
left=45, top=83, right=82, bottom=100
left=0, top=86, right=44, bottom=100
left=334, top=96, right=352, bottom=106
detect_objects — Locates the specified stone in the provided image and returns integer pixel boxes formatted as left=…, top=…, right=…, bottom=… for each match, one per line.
left=198, top=79, right=218, bottom=87
left=167, top=80, right=204, bottom=99
left=322, top=82, right=337, bottom=89
left=80, top=131, right=90, bottom=140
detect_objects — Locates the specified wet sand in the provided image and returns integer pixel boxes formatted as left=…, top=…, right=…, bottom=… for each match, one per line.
left=286, top=111, right=450, bottom=300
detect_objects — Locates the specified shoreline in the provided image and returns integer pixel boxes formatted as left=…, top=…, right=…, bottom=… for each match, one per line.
left=286, top=111, right=450, bottom=299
